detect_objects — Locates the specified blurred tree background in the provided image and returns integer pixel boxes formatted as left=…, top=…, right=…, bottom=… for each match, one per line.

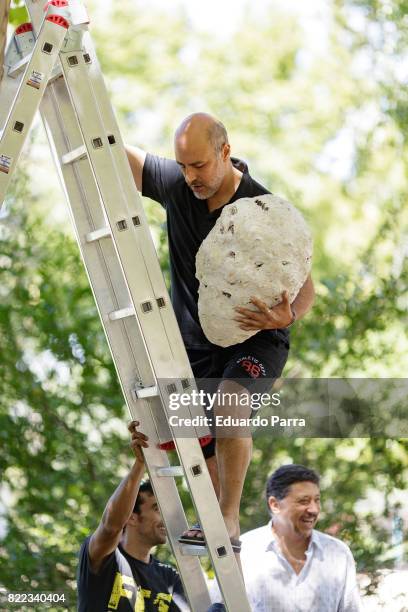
left=0, top=0, right=407, bottom=609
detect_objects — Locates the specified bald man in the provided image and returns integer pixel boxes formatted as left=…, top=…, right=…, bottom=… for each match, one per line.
left=126, top=113, right=315, bottom=555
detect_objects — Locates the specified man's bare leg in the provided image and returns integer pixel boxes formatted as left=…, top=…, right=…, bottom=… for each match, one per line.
left=206, top=454, right=221, bottom=498
left=215, top=437, right=252, bottom=540
left=182, top=380, right=252, bottom=548
left=214, top=380, right=252, bottom=542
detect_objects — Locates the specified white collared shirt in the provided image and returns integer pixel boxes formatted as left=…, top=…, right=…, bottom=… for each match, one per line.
left=240, top=522, right=362, bottom=612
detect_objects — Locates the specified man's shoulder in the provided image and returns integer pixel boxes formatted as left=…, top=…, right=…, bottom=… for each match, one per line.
left=233, top=158, right=271, bottom=199
left=151, top=556, right=180, bottom=580
left=143, top=153, right=188, bottom=207
left=145, top=153, right=185, bottom=188
left=241, top=523, right=271, bottom=545
left=246, top=175, right=270, bottom=196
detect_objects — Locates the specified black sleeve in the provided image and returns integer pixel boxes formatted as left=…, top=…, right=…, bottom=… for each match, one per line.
left=142, top=153, right=183, bottom=208
left=172, top=573, right=185, bottom=598
left=168, top=568, right=189, bottom=611
left=76, top=536, right=116, bottom=610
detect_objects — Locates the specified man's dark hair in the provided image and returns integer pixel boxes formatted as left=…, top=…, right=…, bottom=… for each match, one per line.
left=132, top=480, right=154, bottom=514
left=266, top=464, right=320, bottom=506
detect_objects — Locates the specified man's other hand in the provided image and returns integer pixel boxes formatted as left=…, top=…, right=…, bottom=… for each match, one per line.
left=128, top=420, right=149, bottom=463
left=234, top=291, right=294, bottom=330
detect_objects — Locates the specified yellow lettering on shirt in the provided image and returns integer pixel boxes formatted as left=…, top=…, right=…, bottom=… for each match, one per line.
left=108, top=574, right=174, bottom=612
left=135, top=588, right=151, bottom=612
left=154, top=592, right=172, bottom=612
left=108, top=572, right=136, bottom=609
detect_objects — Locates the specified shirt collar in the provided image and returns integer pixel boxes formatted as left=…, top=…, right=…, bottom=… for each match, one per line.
left=231, top=156, right=249, bottom=174
left=266, top=521, right=323, bottom=553
left=310, top=529, right=324, bottom=552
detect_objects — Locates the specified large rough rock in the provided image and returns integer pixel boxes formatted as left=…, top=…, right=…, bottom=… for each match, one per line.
left=195, top=194, right=313, bottom=347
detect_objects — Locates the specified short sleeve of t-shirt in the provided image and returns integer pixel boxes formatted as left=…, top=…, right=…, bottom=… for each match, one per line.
left=77, top=537, right=187, bottom=612
left=142, top=153, right=183, bottom=208
left=77, top=537, right=120, bottom=612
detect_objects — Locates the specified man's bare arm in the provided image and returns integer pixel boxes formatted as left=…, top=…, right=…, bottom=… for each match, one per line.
left=291, top=273, right=315, bottom=320
left=88, top=422, right=148, bottom=573
left=234, top=274, right=315, bottom=330
left=125, top=145, right=146, bottom=192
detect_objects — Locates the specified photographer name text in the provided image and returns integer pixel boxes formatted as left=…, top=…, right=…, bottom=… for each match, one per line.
left=167, top=414, right=306, bottom=428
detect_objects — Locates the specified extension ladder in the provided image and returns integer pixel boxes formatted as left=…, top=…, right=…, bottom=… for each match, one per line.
left=0, top=2, right=251, bottom=610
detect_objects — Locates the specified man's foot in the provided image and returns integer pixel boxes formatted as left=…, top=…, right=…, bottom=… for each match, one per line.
left=219, top=513, right=240, bottom=543
left=178, top=524, right=241, bottom=553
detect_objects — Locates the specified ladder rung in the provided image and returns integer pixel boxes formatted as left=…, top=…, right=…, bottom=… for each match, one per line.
left=180, top=544, right=209, bottom=557
left=8, top=53, right=32, bottom=78
left=133, top=384, right=159, bottom=399
left=8, top=55, right=62, bottom=82
left=62, top=145, right=87, bottom=165
left=86, top=226, right=111, bottom=242
left=108, top=307, right=135, bottom=321
left=156, top=466, right=184, bottom=477
left=48, top=65, right=64, bottom=84
left=180, top=543, right=231, bottom=558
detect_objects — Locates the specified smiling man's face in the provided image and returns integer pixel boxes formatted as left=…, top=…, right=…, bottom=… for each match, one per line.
left=269, top=481, right=321, bottom=538
left=133, top=493, right=167, bottom=547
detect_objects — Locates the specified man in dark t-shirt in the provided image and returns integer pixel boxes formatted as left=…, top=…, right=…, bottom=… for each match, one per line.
left=77, top=421, right=187, bottom=611
left=126, top=113, right=315, bottom=557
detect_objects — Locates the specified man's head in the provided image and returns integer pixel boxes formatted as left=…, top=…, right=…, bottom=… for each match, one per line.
left=125, top=480, right=167, bottom=546
left=266, top=465, right=321, bottom=538
left=174, top=112, right=231, bottom=200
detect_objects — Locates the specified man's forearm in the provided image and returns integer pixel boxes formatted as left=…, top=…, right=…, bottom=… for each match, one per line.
left=125, top=145, right=146, bottom=192
left=292, top=274, right=315, bottom=321
left=100, top=460, right=145, bottom=534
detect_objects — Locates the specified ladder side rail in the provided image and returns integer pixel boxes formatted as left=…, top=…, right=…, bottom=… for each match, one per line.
left=39, top=81, right=211, bottom=611
left=24, top=0, right=209, bottom=435
left=0, top=33, right=26, bottom=131
left=24, top=3, right=251, bottom=609
left=173, top=437, right=251, bottom=611
left=56, top=33, right=214, bottom=445
left=25, top=0, right=201, bottom=382
left=41, top=74, right=174, bottom=446
left=0, top=22, right=38, bottom=131
left=56, top=26, right=252, bottom=612
left=57, top=30, right=191, bottom=380
left=73, top=38, right=252, bottom=612
left=58, top=31, right=212, bottom=439
left=0, top=12, right=68, bottom=205
left=67, top=72, right=184, bottom=374
left=81, top=31, right=202, bottom=372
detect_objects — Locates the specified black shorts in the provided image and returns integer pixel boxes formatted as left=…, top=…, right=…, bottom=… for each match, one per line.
left=187, top=330, right=290, bottom=458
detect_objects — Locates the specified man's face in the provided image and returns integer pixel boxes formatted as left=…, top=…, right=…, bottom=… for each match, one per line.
left=133, top=493, right=167, bottom=546
left=175, top=134, right=228, bottom=200
left=270, top=481, right=321, bottom=538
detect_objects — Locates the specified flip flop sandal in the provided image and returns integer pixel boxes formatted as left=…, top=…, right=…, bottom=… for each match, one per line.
left=178, top=524, right=242, bottom=553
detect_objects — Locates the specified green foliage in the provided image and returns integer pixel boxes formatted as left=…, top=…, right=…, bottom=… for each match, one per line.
left=0, top=168, right=130, bottom=607
left=0, top=0, right=407, bottom=606
left=9, top=1, right=29, bottom=27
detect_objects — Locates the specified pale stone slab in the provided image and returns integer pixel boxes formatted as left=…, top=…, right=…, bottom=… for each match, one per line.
left=195, top=194, right=313, bottom=347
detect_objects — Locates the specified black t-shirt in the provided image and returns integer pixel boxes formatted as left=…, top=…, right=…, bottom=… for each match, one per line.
left=142, top=154, right=289, bottom=349
left=77, top=537, right=186, bottom=611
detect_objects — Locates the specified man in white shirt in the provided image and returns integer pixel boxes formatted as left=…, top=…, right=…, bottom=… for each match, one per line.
left=240, top=464, right=362, bottom=612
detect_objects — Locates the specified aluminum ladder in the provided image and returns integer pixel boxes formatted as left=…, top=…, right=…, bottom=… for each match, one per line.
left=0, top=2, right=251, bottom=610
